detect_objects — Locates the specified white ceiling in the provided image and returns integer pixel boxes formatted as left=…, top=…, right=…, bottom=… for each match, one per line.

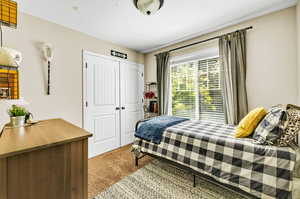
left=16, top=0, right=297, bottom=53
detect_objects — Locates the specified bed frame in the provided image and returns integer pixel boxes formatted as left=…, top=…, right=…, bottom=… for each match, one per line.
left=134, top=151, right=257, bottom=199
left=134, top=119, right=258, bottom=198
left=135, top=152, right=198, bottom=186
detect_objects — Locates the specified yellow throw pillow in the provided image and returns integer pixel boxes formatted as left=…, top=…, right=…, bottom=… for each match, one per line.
left=235, top=107, right=267, bottom=138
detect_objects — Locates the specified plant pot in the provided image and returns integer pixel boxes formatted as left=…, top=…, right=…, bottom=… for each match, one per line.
left=10, top=116, right=25, bottom=128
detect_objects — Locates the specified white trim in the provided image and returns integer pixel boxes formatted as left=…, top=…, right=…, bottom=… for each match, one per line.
left=170, top=47, right=219, bottom=66
left=82, top=50, right=86, bottom=129
left=82, top=50, right=143, bottom=67
left=141, top=0, right=297, bottom=53
left=170, top=55, right=219, bottom=68
left=82, top=50, right=144, bottom=129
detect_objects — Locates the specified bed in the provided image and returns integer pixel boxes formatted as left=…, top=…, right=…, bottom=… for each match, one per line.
left=132, top=119, right=300, bottom=199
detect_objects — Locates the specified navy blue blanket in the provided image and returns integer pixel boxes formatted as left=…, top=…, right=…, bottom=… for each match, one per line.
left=135, top=116, right=188, bottom=144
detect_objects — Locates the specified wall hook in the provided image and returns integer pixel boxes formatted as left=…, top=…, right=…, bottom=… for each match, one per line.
left=42, top=43, right=53, bottom=95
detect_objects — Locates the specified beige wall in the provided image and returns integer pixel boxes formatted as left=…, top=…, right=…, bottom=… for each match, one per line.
left=2, top=13, right=144, bottom=127
left=145, top=7, right=298, bottom=110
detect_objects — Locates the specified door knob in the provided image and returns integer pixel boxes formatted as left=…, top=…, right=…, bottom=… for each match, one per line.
left=121, top=107, right=125, bottom=110
left=116, top=107, right=120, bottom=110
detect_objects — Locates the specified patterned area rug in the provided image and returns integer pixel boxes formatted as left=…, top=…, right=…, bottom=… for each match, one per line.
left=94, top=160, right=252, bottom=199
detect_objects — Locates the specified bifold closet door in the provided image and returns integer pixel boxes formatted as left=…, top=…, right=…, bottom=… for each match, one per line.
left=120, top=62, right=144, bottom=146
left=84, top=54, right=121, bottom=158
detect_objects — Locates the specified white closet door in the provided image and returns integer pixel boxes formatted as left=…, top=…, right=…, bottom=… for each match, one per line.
left=84, top=54, right=121, bottom=158
left=120, top=62, right=144, bottom=146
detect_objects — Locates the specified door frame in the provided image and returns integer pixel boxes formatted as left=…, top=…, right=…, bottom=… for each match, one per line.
left=82, top=50, right=144, bottom=143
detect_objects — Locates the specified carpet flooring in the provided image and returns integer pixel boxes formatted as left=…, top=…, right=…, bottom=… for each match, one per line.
left=88, top=145, right=152, bottom=198
left=93, top=160, right=250, bottom=199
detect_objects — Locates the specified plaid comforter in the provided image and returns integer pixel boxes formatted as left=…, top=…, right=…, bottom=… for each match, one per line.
left=133, top=120, right=297, bottom=199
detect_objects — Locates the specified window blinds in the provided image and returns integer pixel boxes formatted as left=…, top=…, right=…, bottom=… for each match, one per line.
left=171, top=62, right=197, bottom=119
left=171, top=57, right=224, bottom=122
left=198, top=58, right=224, bottom=122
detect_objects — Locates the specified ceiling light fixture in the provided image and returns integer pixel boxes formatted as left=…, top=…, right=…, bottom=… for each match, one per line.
left=133, top=0, right=164, bottom=15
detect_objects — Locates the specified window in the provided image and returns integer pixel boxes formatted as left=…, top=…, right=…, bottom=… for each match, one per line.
left=171, top=57, right=224, bottom=122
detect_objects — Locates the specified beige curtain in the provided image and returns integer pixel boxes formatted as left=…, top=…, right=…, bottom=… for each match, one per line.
left=219, top=30, right=248, bottom=125
left=156, top=52, right=170, bottom=115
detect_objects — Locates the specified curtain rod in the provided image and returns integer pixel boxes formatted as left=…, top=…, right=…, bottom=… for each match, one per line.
left=155, top=26, right=253, bottom=56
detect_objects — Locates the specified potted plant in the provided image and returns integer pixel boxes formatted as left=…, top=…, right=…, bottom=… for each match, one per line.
left=8, top=105, right=28, bottom=127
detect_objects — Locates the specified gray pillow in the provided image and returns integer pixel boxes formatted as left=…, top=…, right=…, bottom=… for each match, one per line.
left=252, top=104, right=287, bottom=145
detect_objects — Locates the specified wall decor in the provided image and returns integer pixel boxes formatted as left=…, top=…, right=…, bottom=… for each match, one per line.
left=0, top=0, right=17, bottom=29
left=0, top=47, right=22, bottom=67
left=111, top=50, right=127, bottom=59
left=42, top=43, right=53, bottom=95
left=0, top=0, right=17, bottom=48
left=0, top=48, right=21, bottom=100
left=0, top=0, right=20, bottom=67
left=0, top=0, right=20, bottom=100
left=0, top=65, right=19, bottom=99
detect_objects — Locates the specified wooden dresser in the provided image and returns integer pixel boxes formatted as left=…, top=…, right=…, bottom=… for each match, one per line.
left=0, top=119, right=92, bottom=199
